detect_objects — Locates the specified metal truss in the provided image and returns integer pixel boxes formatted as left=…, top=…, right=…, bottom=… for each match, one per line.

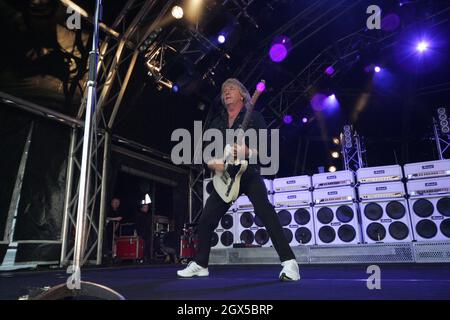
left=340, top=125, right=366, bottom=172
left=235, top=2, right=450, bottom=129
left=60, top=0, right=177, bottom=266
left=222, top=0, right=260, bottom=29
left=433, top=120, right=450, bottom=160
left=3, top=0, right=226, bottom=268
left=188, top=168, right=206, bottom=224
left=234, top=0, right=358, bottom=84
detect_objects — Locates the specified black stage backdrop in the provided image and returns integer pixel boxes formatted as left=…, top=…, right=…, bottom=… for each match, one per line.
left=0, top=106, right=69, bottom=264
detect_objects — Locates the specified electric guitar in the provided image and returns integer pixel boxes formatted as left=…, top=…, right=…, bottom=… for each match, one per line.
left=212, top=80, right=265, bottom=203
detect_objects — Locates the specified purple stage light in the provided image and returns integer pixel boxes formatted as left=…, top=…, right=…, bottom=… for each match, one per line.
left=374, top=66, right=381, bottom=73
left=256, top=81, right=266, bottom=92
left=283, top=115, right=293, bottom=124
left=302, top=117, right=308, bottom=123
left=325, top=66, right=335, bottom=76
left=218, top=34, right=226, bottom=44
left=416, top=41, right=429, bottom=53
left=269, top=44, right=287, bottom=62
left=325, top=93, right=339, bottom=110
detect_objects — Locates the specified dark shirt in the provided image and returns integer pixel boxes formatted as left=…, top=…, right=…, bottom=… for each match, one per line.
left=134, top=212, right=152, bottom=240
left=108, top=208, right=123, bottom=219
left=204, top=107, right=269, bottom=173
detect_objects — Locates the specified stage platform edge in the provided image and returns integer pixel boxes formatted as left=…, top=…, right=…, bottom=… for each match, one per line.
left=209, top=241, right=450, bottom=265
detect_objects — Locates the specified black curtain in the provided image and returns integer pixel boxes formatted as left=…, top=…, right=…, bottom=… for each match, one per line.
left=0, top=106, right=70, bottom=263
left=0, top=106, right=32, bottom=263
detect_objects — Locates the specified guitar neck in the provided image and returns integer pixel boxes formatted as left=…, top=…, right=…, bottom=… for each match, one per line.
left=238, top=80, right=265, bottom=132
left=239, top=104, right=255, bottom=132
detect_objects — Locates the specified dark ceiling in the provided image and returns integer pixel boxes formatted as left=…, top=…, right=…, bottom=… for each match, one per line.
left=1, top=0, right=449, bottom=177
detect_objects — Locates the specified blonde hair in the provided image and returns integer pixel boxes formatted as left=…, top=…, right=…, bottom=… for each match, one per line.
left=221, top=78, right=252, bottom=108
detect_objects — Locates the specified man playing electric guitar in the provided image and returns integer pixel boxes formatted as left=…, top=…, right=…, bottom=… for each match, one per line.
left=177, top=78, right=300, bottom=281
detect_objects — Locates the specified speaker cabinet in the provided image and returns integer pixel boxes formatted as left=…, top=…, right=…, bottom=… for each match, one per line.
left=273, top=191, right=315, bottom=245
left=358, top=182, right=414, bottom=243
left=312, top=187, right=361, bottom=245
left=211, top=211, right=236, bottom=249
left=236, top=211, right=272, bottom=247
left=407, top=177, right=450, bottom=241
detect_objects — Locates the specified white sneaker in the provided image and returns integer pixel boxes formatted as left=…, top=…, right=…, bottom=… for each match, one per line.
left=279, top=259, right=300, bottom=281
left=177, top=261, right=209, bottom=278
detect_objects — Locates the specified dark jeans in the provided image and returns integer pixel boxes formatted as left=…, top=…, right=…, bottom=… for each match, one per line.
left=195, top=170, right=296, bottom=268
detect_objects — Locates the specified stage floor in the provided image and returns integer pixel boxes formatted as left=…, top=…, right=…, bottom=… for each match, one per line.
left=0, top=263, right=449, bottom=300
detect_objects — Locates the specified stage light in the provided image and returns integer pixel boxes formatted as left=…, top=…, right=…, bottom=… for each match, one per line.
left=171, top=6, right=184, bottom=19
left=311, top=93, right=340, bottom=112
left=218, top=34, right=226, bottom=44
left=416, top=41, right=429, bottom=53
left=343, top=125, right=353, bottom=148
left=325, top=66, right=335, bottom=76
left=332, top=137, right=340, bottom=145
left=256, top=81, right=266, bottom=92
left=328, top=166, right=337, bottom=173
left=172, top=84, right=179, bottom=93
left=437, top=107, right=449, bottom=134
left=374, top=66, right=381, bottom=73
left=142, top=193, right=151, bottom=205
left=283, top=115, right=293, bottom=124
left=302, top=117, right=308, bottom=124
left=325, top=93, right=339, bottom=110
left=269, top=44, right=287, bottom=62
left=331, top=151, right=340, bottom=159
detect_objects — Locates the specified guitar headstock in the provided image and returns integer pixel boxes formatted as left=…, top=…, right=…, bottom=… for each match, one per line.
left=249, top=80, right=266, bottom=108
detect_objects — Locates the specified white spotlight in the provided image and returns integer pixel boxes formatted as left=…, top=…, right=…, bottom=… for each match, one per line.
left=171, top=6, right=184, bottom=19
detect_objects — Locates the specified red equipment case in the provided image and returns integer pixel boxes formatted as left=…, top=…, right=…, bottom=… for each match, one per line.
left=180, top=223, right=198, bottom=261
left=115, top=236, right=144, bottom=260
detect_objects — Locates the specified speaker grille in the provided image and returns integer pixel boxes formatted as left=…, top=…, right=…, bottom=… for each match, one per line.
left=416, top=219, right=438, bottom=239
left=364, top=203, right=383, bottom=221
left=294, top=208, right=311, bottom=225
left=240, top=230, right=254, bottom=244
left=367, top=222, right=386, bottom=241
left=319, top=226, right=336, bottom=243
left=255, top=229, right=269, bottom=245
left=389, top=221, right=409, bottom=240
left=336, top=205, right=354, bottom=223
left=295, top=227, right=312, bottom=244
left=317, top=207, right=334, bottom=224
left=338, top=224, right=356, bottom=242
left=220, top=231, right=234, bottom=246
left=278, top=210, right=292, bottom=226
left=386, top=201, right=406, bottom=219
left=413, top=199, right=434, bottom=217
left=437, top=197, right=450, bottom=217
left=440, top=219, right=450, bottom=238
left=221, top=214, right=234, bottom=229
left=240, top=212, right=253, bottom=228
